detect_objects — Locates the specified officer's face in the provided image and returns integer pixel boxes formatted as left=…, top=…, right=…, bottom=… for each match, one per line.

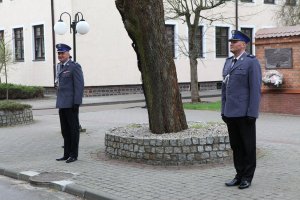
left=57, top=52, right=70, bottom=63
left=230, top=40, right=246, bottom=55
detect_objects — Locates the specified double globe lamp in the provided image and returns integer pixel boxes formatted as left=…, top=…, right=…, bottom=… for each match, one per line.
left=53, top=12, right=90, bottom=61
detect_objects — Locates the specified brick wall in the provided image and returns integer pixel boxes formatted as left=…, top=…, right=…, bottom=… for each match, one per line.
left=260, top=90, right=300, bottom=115
left=256, top=36, right=300, bottom=114
left=256, top=36, right=300, bottom=89
left=44, top=81, right=222, bottom=96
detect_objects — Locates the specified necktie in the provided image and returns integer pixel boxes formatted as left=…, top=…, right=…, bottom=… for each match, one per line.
left=231, top=58, right=237, bottom=68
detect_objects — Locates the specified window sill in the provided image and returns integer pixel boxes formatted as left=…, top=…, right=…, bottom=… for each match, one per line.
left=33, top=59, right=45, bottom=62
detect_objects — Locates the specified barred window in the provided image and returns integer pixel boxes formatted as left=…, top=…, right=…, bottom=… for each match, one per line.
left=216, top=27, right=229, bottom=58
left=33, top=25, right=45, bottom=60
left=241, top=28, right=253, bottom=54
left=14, top=28, right=24, bottom=61
left=286, top=0, right=296, bottom=5
left=195, top=26, right=204, bottom=58
left=264, top=0, right=275, bottom=4
left=0, top=30, right=4, bottom=41
left=165, top=24, right=175, bottom=58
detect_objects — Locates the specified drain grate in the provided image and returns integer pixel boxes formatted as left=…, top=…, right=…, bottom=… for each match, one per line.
left=29, top=172, right=73, bottom=186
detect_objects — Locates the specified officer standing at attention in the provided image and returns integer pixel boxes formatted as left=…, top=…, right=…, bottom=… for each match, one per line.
left=221, top=30, right=262, bottom=189
left=55, top=43, right=84, bottom=163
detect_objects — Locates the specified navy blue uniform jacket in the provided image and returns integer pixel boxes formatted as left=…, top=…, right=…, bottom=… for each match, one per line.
left=221, top=52, right=262, bottom=118
left=56, top=60, right=84, bottom=108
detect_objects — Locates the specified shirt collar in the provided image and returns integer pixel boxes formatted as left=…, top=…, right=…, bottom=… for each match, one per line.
left=62, top=59, right=70, bottom=66
left=233, top=51, right=245, bottom=61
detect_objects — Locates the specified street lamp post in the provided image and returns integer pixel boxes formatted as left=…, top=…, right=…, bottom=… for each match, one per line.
left=235, top=0, right=238, bottom=30
left=54, top=12, right=89, bottom=133
left=54, top=12, right=90, bottom=61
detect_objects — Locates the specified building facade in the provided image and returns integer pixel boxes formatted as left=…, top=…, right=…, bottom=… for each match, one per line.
left=0, top=0, right=282, bottom=90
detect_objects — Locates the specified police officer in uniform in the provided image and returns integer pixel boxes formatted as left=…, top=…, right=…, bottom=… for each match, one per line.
left=55, top=43, right=84, bottom=163
left=221, top=30, right=262, bottom=189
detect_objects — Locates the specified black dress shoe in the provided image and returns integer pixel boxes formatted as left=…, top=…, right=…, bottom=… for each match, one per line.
left=239, top=180, right=251, bottom=189
left=66, top=157, right=77, bottom=163
left=56, top=157, right=68, bottom=161
left=225, top=178, right=241, bottom=186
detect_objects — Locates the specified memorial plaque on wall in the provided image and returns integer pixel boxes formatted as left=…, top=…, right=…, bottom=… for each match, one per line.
left=265, top=48, right=292, bottom=69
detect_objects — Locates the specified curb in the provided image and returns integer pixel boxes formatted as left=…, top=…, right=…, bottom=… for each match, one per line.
left=0, top=168, right=124, bottom=200
left=32, top=93, right=221, bottom=110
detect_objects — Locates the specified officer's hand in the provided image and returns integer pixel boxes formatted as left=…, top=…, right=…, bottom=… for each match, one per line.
left=72, top=104, right=79, bottom=111
left=221, top=114, right=228, bottom=123
left=247, top=116, right=256, bottom=124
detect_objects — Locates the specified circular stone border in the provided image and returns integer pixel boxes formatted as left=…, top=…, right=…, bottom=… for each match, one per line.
left=0, top=109, right=33, bottom=127
left=105, top=122, right=232, bottom=165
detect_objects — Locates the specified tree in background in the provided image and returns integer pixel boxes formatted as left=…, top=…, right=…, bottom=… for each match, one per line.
left=0, top=35, right=13, bottom=100
left=115, top=0, right=188, bottom=134
left=164, top=0, right=227, bottom=102
left=276, top=0, right=300, bottom=26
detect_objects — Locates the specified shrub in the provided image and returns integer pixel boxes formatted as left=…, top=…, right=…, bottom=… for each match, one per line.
left=0, top=83, right=44, bottom=99
left=0, top=100, right=32, bottom=111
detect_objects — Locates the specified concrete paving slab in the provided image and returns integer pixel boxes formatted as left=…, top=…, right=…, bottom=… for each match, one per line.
left=1, top=90, right=300, bottom=200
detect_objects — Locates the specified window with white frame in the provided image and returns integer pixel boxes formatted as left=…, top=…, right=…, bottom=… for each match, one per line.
left=33, top=25, right=45, bottom=60
left=14, top=28, right=24, bottom=61
left=216, top=27, right=229, bottom=58
left=241, top=28, right=253, bottom=54
left=165, top=24, right=175, bottom=58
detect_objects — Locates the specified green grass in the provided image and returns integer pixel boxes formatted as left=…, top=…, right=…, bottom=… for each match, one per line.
left=0, top=100, right=32, bottom=111
left=183, top=101, right=221, bottom=111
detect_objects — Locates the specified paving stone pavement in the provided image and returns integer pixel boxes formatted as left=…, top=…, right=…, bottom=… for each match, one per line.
left=0, top=100, right=300, bottom=200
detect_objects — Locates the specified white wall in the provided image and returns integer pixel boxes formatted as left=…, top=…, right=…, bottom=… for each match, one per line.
left=0, top=0, right=54, bottom=86
left=0, top=0, right=280, bottom=87
left=54, top=0, right=141, bottom=86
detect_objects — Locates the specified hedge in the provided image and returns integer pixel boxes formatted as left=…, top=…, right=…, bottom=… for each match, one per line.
left=0, top=83, right=44, bottom=99
left=0, top=100, right=32, bottom=111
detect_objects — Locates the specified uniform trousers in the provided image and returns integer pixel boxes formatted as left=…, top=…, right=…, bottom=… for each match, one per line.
left=59, top=108, right=80, bottom=159
left=226, top=117, right=256, bottom=182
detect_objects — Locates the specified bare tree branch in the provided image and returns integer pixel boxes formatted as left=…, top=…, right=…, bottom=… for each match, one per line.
left=164, top=0, right=227, bottom=102
left=276, top=1, right=300, bottom=26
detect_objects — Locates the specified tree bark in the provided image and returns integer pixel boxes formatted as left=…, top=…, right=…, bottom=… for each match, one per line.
left=115, top=0, right=188, bottom=134
left=188, top=24, right=201, bottom=103
left=189, top=56, right=200, bottom=102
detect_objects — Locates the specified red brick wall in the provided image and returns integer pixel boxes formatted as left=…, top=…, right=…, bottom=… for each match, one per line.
left=256, top=36, right=300, bottom=115
left=260, top=92, right=300, bottom=115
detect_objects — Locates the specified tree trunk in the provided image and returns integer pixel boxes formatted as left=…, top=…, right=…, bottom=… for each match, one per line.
left=190, top=56, right=200, bottom=102
left=4, top=63, right=8, bottom=100
left=115, top=0, right=188, bottom=134
left=188, top=25, right=200, bottom=103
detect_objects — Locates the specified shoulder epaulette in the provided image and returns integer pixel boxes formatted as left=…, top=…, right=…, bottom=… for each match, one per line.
left=70, top=61, right=79, bottom=65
